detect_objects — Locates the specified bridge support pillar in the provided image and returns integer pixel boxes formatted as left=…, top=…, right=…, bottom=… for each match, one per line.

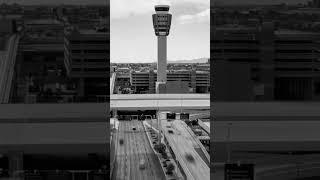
left=8, top=151, right=23, bottom=180
left=113, top=110, right=117, bottom=118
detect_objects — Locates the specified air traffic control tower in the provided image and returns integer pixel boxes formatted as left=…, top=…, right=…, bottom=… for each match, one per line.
left=152, top=5, right=172, bottom=93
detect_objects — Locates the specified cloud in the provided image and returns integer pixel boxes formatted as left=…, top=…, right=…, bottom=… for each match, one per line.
left=177, top=8, right=210, bottom=24
left=111, top=0, right=209, bottom=19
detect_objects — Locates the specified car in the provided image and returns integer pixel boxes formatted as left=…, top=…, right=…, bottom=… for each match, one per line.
left=139, top=159, right=146, bottom=169
left=132, top=126, right=136, bottom=131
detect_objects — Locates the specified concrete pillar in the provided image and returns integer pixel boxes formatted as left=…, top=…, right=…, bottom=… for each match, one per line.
left=191, top=70, right=197, bottom=93
left=149, top=70, right=156, bottom=93
left=113, top=110, right=117, bottom=118
left=260, top=22, right=275, bottom=100
left=79, top=78, right=85, bottom=97
left=157, top=36, right=167, bottom=83
left=156, top=82, right=166, bottom=94
left=8, top=151, right=23, bottom=180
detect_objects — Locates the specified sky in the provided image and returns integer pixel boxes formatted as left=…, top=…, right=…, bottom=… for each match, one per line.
left=110, top=0, right=210, bottom=63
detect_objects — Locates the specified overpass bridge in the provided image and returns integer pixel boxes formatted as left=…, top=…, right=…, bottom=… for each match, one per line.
left=111, top=94, right=209, bottom=112
left=0, top=34, right=19, bottom=103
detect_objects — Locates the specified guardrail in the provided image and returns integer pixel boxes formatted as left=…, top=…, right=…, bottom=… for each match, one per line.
left=142, top=121, right=168, bottom=179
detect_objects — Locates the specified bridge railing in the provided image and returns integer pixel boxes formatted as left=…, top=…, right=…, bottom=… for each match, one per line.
left=142, top=121, right=168, bottom=179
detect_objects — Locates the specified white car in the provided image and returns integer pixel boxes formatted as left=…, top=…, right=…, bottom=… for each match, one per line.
left=139, top=159, right=146, bottom=169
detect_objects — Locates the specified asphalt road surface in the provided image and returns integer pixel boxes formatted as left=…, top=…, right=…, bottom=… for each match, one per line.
left=112, top=120, right=166, bottom=180
left=162, top=119, right=210, bottom=180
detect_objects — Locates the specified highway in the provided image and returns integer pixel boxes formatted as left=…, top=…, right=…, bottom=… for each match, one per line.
left=112, top=120, right=166, bottom=180
left=161, top=119, right=210, bottom=180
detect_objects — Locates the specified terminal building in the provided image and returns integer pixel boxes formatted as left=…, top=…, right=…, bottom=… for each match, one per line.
left=64, top=27, right=108, bottom=101
left=212, top=21, right=320, bottom=179
left=314, top=0, right=320, bottom=8
left=12, top=18, right=65, bottom=103
left=212, top=22, right=320, bottom=101
left=130, top=70, right=210, bottom=94
left=5, top=17, right=109, bottom=103
left=0, top=5, right=110, bottom=180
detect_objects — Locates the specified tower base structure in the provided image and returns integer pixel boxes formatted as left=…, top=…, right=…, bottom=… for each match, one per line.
left=156, top=81, right=166, bottom=94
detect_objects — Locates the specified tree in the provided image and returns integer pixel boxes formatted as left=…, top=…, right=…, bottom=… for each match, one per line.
left=154, top=143, right=166, bottom=154
left=167, top=163, right=175, bottom=174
